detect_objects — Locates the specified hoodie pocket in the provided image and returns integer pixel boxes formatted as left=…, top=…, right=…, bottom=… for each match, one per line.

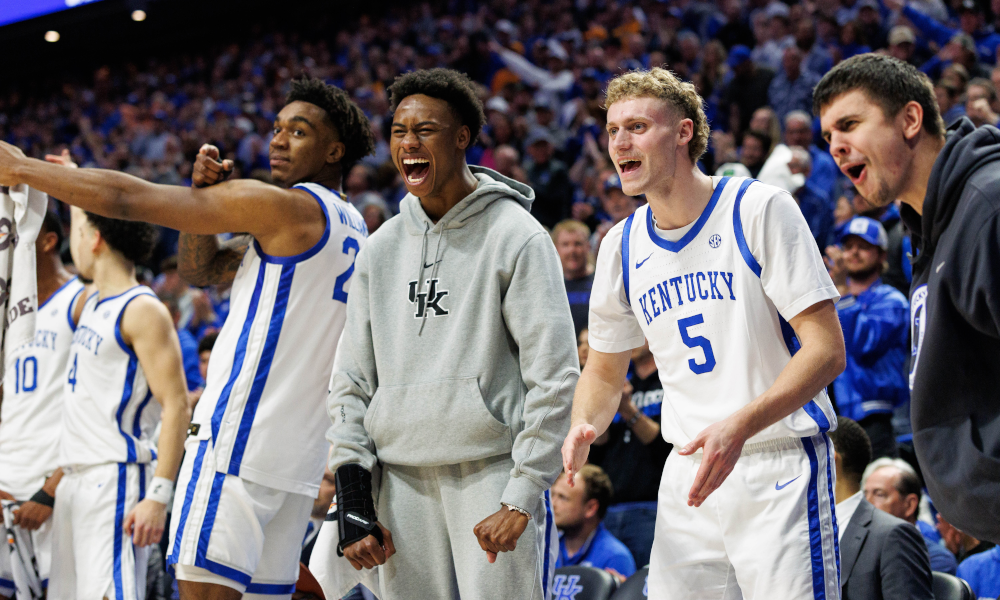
left=364, top=377, right=513, bottom=466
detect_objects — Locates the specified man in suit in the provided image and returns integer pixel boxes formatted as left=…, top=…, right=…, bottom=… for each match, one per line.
left=829, top=417, right=933, bottom=600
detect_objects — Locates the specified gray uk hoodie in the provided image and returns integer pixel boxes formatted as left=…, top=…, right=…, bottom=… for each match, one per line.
left=327, top=166, right=579, bottom=511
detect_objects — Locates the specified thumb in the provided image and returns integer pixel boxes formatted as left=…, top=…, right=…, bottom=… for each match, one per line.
left=486, top=551, right=497, bottom=563
left=123, top=510, right=135, bottom=536
left=679, top=433, right=706, bottom=455
left=199, top=144, right=220, bottom=160
left=577, top=424, right=597, bottom=444
left=222, top=159, right=234, bottom=172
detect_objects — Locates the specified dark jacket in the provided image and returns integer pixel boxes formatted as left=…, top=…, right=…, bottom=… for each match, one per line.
left=902, top=118, right=1000, bottom=544
left=841, top=498, right=933, bottom=600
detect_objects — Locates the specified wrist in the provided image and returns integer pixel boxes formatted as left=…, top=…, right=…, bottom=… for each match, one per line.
left=501, top=503, right=531, bottom=519
left=146, top=476, right=174, bottom=506
left=29, top=488, right=55, bottom=508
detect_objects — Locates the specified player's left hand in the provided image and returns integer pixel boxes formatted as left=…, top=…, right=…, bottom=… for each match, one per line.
left=0, top=141, right=27, bottom=187
left=473, top=508, right=529, bottom=563
left=678, top=417, right=749, bottom=508
left=44, top=148, right=78, bottom=168
left=12, top=501, right=52, bottom=530
left=124, top=498, right=167, bottom=547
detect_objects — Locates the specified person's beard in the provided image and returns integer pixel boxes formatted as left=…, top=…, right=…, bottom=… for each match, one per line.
left=858, top=167, right=901, bottom=210
left=847, top=264, right=881, bottom=282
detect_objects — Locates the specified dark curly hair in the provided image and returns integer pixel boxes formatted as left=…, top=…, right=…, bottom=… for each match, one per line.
left=85, top=212, right=158, bottom=265
left=286, top=76, right=376, bottom=168
left=829, top=417, right=873, bottom=483
left=389, top=68, right=486, bottom=142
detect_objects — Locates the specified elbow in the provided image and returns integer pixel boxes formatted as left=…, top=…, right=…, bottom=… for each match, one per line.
left=829, top=344, right=847, bottom=381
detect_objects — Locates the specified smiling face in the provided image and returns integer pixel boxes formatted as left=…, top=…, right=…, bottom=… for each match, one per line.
left=269, top=101, right=344, bottom=187
left=820, top=90, right=917, bottom=210
left=606, top=96, right=692, bottom=198
left=390, top=94, right=470, bottom=199
left=841, top=235, right=884, bottom=279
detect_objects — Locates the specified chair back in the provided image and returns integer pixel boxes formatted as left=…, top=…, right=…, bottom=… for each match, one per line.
left=932, top=571, right=977, bottom=600
left=552, top=566, right=619, bottom=600
left=609, top=566, right=650, bottom=600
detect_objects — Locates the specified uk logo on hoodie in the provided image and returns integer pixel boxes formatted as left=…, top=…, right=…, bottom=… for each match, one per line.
left=408, top=278, right=449, bottom=318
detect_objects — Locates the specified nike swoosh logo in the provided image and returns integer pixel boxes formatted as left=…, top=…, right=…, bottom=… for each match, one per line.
left=936, top=261, right=945, bottom=273
left=636, top=253, right=653, bottom=269
left=775, top=476, right=801, bottom=491
left=424, top=260, right=441, bottom=269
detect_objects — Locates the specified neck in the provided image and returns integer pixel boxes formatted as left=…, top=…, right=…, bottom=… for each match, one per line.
left=634, top=354, right=657, bottom=379
left=92, top=253, right=139, bottom=298
left=303, top=165, right=344, bottom=194
left=36, top=252, right=72, bottom=305
left=835, top=476, right=860, bottom=504
left=846, top=271, right=879, bottom=296
left=562, top=520, right=599, bottom=556
left=565, top=267, right=587, bottom=281
left=420, top=162, right=479, bottom=222
left=899, top=134, right=946, bottom=216
left=645, top=163, right=715, bottom=230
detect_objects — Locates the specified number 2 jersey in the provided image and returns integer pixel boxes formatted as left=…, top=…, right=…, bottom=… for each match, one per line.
left=0, top=277, right=85, bottom=498
left=588, top=176, right=840, bottom=446
left=192, top=183, right=367, bottom=496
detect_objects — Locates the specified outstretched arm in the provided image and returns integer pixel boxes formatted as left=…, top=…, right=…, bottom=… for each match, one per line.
left=119, top=296, right=192, bottom=547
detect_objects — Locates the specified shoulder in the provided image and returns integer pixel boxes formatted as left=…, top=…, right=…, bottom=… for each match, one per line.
left=121, top=292, right=171, bottom=323
left=957, top=546, right=1000, bottom=578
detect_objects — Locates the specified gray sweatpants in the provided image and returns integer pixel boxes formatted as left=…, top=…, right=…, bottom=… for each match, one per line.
left=373, top=455, right=557, bottom=600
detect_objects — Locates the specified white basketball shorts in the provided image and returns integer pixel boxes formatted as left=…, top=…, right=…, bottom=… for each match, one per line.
left=48, top=462, right=151, bottom=600
left=167, top=436, right=313, bottom=597
left=0, top=510, right=52, bottom=596
left=648, top=434, right=840, bottom=600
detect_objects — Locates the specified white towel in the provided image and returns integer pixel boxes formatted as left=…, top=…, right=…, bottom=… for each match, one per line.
left=0, top=185, right=45, bottom=385
left=309, top=465, right=382, bottom=600
left=2, top=501, right=44, bottom=600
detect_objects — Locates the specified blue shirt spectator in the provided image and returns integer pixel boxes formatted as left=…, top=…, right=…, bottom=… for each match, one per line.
left=957, top=545, right=1000, bottom=599
left=557, top=523, right=637, bottom=577
left=768, top=47, right=821, bottom=121
left=903, top=1, right=1000, bottom=65
left=177, top=327, right=205, bottom=391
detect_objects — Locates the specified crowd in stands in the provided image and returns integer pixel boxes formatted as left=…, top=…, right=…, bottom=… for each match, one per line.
left=5, top=0, right=1000, bottom=596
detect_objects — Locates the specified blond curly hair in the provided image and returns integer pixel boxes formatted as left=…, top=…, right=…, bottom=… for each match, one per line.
left=604, top=67, right=710, bottom=163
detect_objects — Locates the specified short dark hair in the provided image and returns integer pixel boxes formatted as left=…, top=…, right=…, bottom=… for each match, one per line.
left=576, top=464, right=614, bottom=520
left=85, top=212, right=158, bottom=265
left=968, top=77, right=997, bottom=102
left=389, top=68, right=486, bottom=142
left=286, top=76, right=376, bottom=169
left=744, top=130, right=772, bottom=152
left=829, top=417, right=872, bottom=484
left=41, top=211, right=65, bottom=252
left=198, top=331, right=218, bottom=354
left=813, top=54, right=945, bottom=138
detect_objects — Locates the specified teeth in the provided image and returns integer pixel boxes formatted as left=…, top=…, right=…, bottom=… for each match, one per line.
left=403, top=158, right=429, bottom=165
left=619, top=159, right=640, bottom=167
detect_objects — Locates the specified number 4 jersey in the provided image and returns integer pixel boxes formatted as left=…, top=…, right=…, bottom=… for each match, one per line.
left=0, top=277, right=85, bottom=498
left=588, top=177, right=840, bottom=446
left=192, top=183, right=367, bottom=496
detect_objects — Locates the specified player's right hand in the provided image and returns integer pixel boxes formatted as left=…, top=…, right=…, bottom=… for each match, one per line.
left=12, top=500, right=53, bottom=530
left=562, top=424, right=598, bottom=487
left=0, top=489, right=14, bottom=502
left=192, top=144, right=233, bottom=188
left=124, top=498, right=167, bottom=547
left=342, top=522, right=396, bottom=571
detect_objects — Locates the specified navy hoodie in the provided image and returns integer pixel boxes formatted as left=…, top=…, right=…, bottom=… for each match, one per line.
left=902, top=118, right=1000, bottom=544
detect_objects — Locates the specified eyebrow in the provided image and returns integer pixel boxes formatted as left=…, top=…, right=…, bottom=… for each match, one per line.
left=391, top=120, right=440, bottom=128
left=606, top=116, right=650, bottom=130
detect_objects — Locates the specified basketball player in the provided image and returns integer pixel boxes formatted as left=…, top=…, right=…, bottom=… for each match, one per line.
left=326, top=68, right=577, bottom=599
left=0, top=76, right=374, bottom=598
left=815, top=54, right=1000, bottom=544
left=0, top=210, right=85, bottom=599
left=48, top=208, right=190, bottom=600
left=562, top=68, right=847, bottom=599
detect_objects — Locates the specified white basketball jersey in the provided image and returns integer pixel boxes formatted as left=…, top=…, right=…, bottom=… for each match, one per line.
left=193, top=183, right=367, bottom=495
left=60, top=286, right=161, bottom=467
left=0, top=277, right=84, bottom=497
left=589, top=177, right=839, bottom=446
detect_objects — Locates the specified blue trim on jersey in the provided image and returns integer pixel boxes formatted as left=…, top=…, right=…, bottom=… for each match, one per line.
left=211, top=263, right=267, bottom=441
left=133, top=389, right=153, bottom=438
left=732, top=178, right=762, bottom=277
left=39, top=276, right=79, bottom=310
left=227, top=264, right=295, bottom=475
left=199, top=558, right=252, bottom=586
left=168, top=440, right=208, bottom=566
left=252, top=185, right=331, bottom=265
left=113, top=463, right=127, bottom=600
left=196, top=472, right=226, bottom=566
left=246, top=582, right=297, bottom=594
left=543, top=490, right=553, bottom=598
left=823, top=434, right=841, bottom=582
left=803, top=437, right=829, bottom=600
left=803, top=401, right=831, bottom=432
left=778, top=316, right=800, bottom=356
left=97, top=285, right=145, bottom=308
left=0, top=578, right=14, bottom=592
left=621, top=212, right=635, bottom=305
left=66, top=286, right=84, bottom=332
left=646, top=176, right=729, bottom=252
left=139, top=464, right=147, bottom=502
left=116, top=355, right=139, bottom=463
left=113, top=291, right=157, bottom=356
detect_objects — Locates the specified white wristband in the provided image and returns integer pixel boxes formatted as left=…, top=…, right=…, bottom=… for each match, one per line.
left=147, top=477, right=174, bottom=505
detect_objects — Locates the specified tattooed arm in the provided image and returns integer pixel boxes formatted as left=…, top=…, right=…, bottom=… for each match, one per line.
left=178, top=233, right=251, bottom=287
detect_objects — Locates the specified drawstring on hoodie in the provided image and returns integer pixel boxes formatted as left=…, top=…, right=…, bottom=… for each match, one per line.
left=417, top=223, right=447, bottom=336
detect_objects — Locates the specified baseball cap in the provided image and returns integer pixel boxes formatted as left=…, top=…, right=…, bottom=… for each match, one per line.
left=484, top=96, right=510, bottom=113
left=857, top=0, right=879, bottom=11
left=888, top=25, right=916, bottom=46
left=958, top=0, right=981, bottom=14
left=840, top=216, right=888, bottom=250
left=951, top=32, right=976, bottom=53
left=728, top=45, right=752, bottom=68
left=525, top=127, right=556, bottom=147
left=765, top=2, right=790, bottom=20
left=604, top=173, right=623, bottom=192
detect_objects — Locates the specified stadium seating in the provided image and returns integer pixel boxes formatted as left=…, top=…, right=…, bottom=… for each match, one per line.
left=609, top=566, right=649, bottom=600
left=553, top=566, right=619, bottom=600
left=933, top=571, right=977, bottom=600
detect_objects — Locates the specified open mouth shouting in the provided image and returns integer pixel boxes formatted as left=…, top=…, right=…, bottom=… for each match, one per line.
left=401, top=156, right=431, bottom=186
left=618, top=158, right=642, bottom=175
left=842, top=161, right=867, bottom=186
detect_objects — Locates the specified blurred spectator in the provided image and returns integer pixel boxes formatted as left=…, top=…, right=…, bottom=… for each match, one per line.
left=153, top=256, right=215, bottom=337
left=358, top=194, right=392, bottom=235
left=921, top=32, right=992, bottom=81
left=590, top=340, right=670, bottom=569
left=850, top=197, right=911, bottom=296
left=795, top=18, right=834, bottom=75
left=935, top=80, right=967, bottom=126
left=886, top=26, right=920, bottom=66
left=830, top=417, right=934, bottom=600
left=198, top=332, right=217, bottom=385
left=784, top=110, right=839, bottom=194
left=738, top=130, right=770, bottom=177
left=552, top=220, right=593, bottom=337
left=524, top=127, right=573, bottom=229
left=956, top=545, right=1000, bottom=599
left=862, top=458, right=960, bottom=575
left=721, top=45, right=776, bottom=138
left=751, top=2, right=795, bottom=71
left=577, top=329, right=590, bottom=369
left=551, top=466, right=637, bottom=582
left=895, top=0, right=1000, bottom=65
left=714, top=0, right=755, bottom=50
left=159, top=293, right=205, bottom=393
left=768, top=46, right=821, bottom=121
left=827, top=217, right=910, bottom=459
left=788, top=145, right=834, bottom=246
left=938, top=513, right=995, bottom=564
left=599, top=174, right=640, bottom=226
left=965, top=76, right=1000, bottom=126
left=492, top=144, right=528, bottom=184
left=839, top=20, right=873, bottom=60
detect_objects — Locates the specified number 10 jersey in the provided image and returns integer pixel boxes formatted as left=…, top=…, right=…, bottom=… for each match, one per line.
left=588, top=177, right=840, bottom=446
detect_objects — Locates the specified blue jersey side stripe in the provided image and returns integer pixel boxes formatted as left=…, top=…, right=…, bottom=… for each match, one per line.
left=113, top=463, right=127, bottom=600
left=116, top=356, right=139, bottom=463
left=803, top=436, right=828, bottom=600
left=733, top=178, right=762, bottom=277
left=211, top=262, right=267, bottom=441
left=167, top=440, right=208, bottom=566
left=542, top=490, right=554, bottom=598
left=227, top=263, right=295, bottom=474
left=622, top=212, right=635, bottom=306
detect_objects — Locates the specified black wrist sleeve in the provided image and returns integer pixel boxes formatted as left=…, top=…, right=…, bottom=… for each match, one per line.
left=334, top=464, right=383, bottom=557
left=29, top=489, right=55, bottom=508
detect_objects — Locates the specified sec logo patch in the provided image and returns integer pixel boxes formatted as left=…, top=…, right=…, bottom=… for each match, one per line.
left=709, top=234, right=722, bottom=248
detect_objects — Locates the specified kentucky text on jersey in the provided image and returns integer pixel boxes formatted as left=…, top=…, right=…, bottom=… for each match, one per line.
left=21, top=329, right=58, bottom=351
left=71, top=325, right=104, bottom=354
left=635, top=270, right=735, bottom=325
